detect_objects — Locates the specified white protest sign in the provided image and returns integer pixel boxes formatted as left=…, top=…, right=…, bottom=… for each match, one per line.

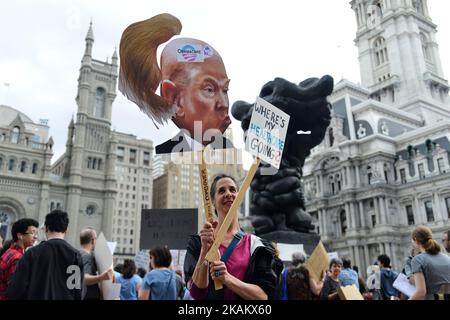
left=276, top=243, right=306, bottom=262
left=245, top=97, right=290, bottom=169
left=93, top=232, right=120, bottom=300
left=134, top=250, right=150, bottom=271
left=327, top=252, right=339, bottom=261
left=393, top=273, right=416, bottom=297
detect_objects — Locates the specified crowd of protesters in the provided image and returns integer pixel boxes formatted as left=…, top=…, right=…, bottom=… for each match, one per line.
left=1, top=210, right=449, bottom=300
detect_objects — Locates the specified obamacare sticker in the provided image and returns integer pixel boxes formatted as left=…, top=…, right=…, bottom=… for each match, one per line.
left=177, top=44, right=204, bottom=62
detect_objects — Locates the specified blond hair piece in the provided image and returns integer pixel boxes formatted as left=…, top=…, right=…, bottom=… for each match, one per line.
left=119, top=13, right=182, bottom=126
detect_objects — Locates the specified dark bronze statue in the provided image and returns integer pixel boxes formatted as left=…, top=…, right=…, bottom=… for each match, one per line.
left=232, top=76, right=333, bottom=238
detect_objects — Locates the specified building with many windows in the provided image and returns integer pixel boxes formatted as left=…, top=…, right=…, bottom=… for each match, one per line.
left=152, top=129, right=247, bottom=229
left=0, top=24, right=153, bottom=257
left=303, top=0, right=450, bottom=272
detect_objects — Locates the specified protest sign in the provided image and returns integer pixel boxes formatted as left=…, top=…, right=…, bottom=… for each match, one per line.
left=140, top=209, right=197, bottom=250
left=245, top=97, right=290, bottom=169
left=338, top=285, right=364, bottom=300
left=94, top=232, right=120, bottom=300
left=305, top=241, right=329, bottom=281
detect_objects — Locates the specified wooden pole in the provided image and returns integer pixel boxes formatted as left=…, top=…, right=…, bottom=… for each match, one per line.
left=198, top=150, right=222, bottom=290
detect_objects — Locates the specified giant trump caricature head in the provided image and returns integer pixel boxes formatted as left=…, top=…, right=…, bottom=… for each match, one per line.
left=119, top=14, right=231, bottom=148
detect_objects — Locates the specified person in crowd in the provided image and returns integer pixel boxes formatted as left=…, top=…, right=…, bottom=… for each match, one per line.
left=443, top=230, right=450, bottom=254
left=402, top=248, right=421, bottom=284
left=79, top=228, right=113, bottom=300
left=339, top=257, right=359, bottom=289
left=410, top=226, right=450, bottom=300
left=279, top=252, right=324, bottom=300
left=116, top=259, right=141, bottom=300
left=114, top=263, right=124, bottom=281
left=366, top=264, right=381, bottom=299
left=319, top=258, right=343, bottom=300
left=139, top=246, right=177, bottom=300
left=377, top=254, right=399, bottom=300
left=0, top=240, right=14, bottom=258
left=7, top=210, right=84, bottom=300
left=175, top=269, right=186, bottom=300
left=184, top=174, right=280, bottom=300
left=0, top=218, right=39, bottom=300
left=137, top=267, right=147, bottom=279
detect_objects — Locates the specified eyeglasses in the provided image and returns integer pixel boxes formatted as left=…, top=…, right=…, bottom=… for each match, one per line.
left=24, top=232, right=38, bottom=237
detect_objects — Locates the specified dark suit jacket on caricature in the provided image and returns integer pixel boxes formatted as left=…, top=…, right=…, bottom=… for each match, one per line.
left=155, top=131, right=234, bottom=154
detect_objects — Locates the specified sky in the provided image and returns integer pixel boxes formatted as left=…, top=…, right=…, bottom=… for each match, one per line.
left=1, top=0, right=450, bottom=169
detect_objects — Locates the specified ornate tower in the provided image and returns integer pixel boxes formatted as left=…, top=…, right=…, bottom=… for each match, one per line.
left=350, top=0, right=449, bottom=122
left=66, top=22, right=118, bottom=242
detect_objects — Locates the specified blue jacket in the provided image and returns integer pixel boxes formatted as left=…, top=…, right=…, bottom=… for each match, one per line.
left=380, top=269, right=399, bottom=300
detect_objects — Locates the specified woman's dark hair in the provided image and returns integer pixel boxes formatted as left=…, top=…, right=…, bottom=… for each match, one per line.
left=342, top=257, right=352, bottom=269
left=11, top=218, right=39, bottom=242
left=210, top=174, right=238, bottom=201
left=114, top=263, right=124, bottom=274
left=150, top=246, right=172, bottom=268
left=412, top=226, right=440, bottom=255
left=329, top=258, right=343, bottom=269
left=45, top=210, right=69, bottom=233
left=137, top=267, right=147, bottom=278
left=122, top=259, right=137, bottom=279
left=287, top=265, right=312, bottom=300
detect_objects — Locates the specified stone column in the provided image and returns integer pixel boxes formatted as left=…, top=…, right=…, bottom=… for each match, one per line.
left=379, top=197, right=387, bottom=225
left=346, top=166, right=352, bottom=188
left=359, top=201, right=366, bottom=228
left=384, top=197, right=390, bottom=225
left=323, top=209, right=328, bottom=236
left=315, top=175, right=320, bottom=196
left=350, top=202, right=357, bottom=229
left=414, top=197, right=423, bottom=224
left=380, top=242, right=385, bottom=255
left=433, top=192, right=443, bottom=221
left=318, top=209, right=324, bottom=236
left=345, top=203, right=351, bottom=231
left=355, top=165, right=361, bottom=187
left=373, top=197, right=379, bottom=227
left=350, top=246, right=356, bottom=266
left=355, top=246, right=362, bottom=271
left=364, top=245, right=371, bottom=269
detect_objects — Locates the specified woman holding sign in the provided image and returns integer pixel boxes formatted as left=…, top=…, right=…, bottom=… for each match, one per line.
left=184, top=174, right=281, bottom=300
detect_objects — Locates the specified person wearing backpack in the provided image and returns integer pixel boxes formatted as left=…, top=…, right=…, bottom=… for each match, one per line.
left=377, top=254, right=399, bottom=300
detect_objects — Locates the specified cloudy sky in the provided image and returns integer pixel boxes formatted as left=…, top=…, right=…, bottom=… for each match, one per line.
left=1, top=0, right=449, bottom=168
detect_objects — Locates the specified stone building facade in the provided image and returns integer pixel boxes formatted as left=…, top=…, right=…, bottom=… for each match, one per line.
left=0, top=24, right=153, bottom=257
left=303, top=0, right=450, bottom=272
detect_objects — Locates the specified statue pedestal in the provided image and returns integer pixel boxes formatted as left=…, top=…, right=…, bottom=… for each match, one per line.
left=260, top=231, right=321, bottom=255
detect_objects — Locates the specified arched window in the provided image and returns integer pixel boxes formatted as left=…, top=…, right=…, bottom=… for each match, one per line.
left=20, top=161, right=26, bottom=173
left=336, top=174, right=341, bottom=192
left=374, top=37, right=388, bottom=66
left=10, top=127, right=20, bottom=144
left=420, top=33, right=431, bottom=61
left=367, top=166, right=373, bottom=185
left=8, top=159, right=15, bottom=171
left=95, top=88, right=106, bottom=118
left=0, top=208, right=16, bottom=241
left=0, top=133, right=5, bottom=142
left=0, top=157, right=3, bottom=169
left=31, top=162, right=38, bottom=174
left=340, top=210, right=347, bottom=236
